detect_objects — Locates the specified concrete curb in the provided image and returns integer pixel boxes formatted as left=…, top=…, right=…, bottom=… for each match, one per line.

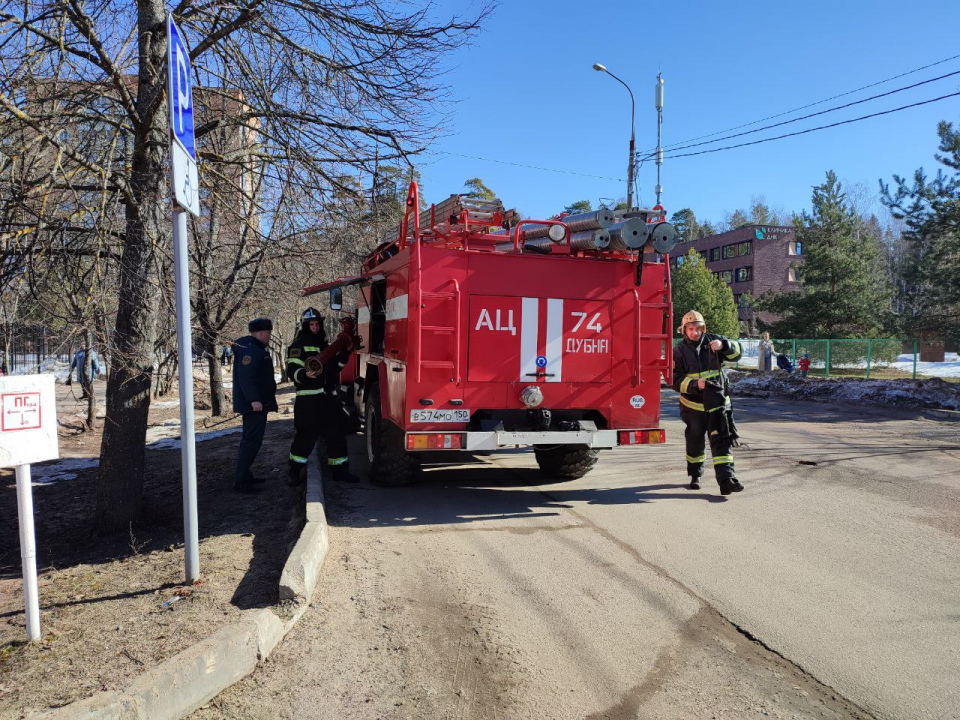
left=31, top=456, right=329, bottom=720
left=279, top=460, right=329, bottom=602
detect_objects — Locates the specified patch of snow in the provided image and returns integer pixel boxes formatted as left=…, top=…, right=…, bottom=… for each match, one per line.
left=152, top=400, right=181, bottom=408
left=30, top=457, right=99, bottom=485
left=147, top=426, right=242, bottom=451
left=891, top=354, right=960, bottom=378
left=728, top=371, right=960, bottom=411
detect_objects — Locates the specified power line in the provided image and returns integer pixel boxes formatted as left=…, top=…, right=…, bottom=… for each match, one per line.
left=431, top=149, right=625, bottom=182
left=645, top=69, right=960, bottom=158
left=656, top=52, right=960, bottom=152
left=657, top=91, right=960, bottom=160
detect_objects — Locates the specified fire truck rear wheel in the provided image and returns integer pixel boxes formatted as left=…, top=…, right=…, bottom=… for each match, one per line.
left=365, top=384, right=420, bottom=486
left=533, top=444, right=599, bottom=480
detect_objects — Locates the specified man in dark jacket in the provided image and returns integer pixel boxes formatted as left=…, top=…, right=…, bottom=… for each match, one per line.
left=672, top=310, right=745, bottom=495
left=286, top=307, right=359, bottom=485
left=232, top=318, right=278, bottom=493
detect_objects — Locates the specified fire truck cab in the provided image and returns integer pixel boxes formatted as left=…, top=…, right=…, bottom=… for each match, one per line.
left=304, top=182, right=678, bottom=485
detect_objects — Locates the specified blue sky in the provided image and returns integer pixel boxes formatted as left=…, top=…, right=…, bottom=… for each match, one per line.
left=417, top=0, right=960, bottom=226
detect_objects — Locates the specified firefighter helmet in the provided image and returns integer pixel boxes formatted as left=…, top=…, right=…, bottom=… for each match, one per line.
left=300, top=307, right=326, bottom=339
left=677, top=310, right=705, bottom=334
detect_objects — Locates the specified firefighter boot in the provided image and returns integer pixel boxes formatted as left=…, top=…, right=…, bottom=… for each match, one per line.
left=287, top=463, right=307, bottom=487
left=688, top=477, right=701, bottom=490
left=718, top=477, right=744, bottom=495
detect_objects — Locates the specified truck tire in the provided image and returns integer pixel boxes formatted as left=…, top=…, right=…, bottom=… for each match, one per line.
left=533, top=444, right=599, bottom=480
left=365, top=384, right=420, bottom=486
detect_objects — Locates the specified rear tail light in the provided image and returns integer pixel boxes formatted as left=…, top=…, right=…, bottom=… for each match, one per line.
left=406, top=433, right=464, bottom=450
left=618, top=429, right=665, bottom=445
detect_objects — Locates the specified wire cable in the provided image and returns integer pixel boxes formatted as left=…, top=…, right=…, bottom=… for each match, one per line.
left=655, top=52, right=960, bottom=151
left=644, top=69, right=960, bottom=158
left=657, top=91, right=960, bottom=160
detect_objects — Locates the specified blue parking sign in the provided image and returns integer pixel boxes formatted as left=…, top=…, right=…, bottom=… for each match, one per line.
left=167, top=16, right=196, bottom=160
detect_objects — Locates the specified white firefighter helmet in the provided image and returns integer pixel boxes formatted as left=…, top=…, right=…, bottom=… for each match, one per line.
left=677, top=310, right=705, bottom=335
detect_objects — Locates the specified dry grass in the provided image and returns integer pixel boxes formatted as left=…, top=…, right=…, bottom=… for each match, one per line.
left=0, top=383, right=304, bottom=715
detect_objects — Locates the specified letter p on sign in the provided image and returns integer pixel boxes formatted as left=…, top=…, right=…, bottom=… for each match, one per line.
left=166, top=15, right=196, bottom=161
left=176, top=48, right=189, bottom=135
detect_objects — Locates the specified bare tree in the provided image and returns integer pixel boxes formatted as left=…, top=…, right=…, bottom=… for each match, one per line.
left=0, top=0, right=491, bottom=531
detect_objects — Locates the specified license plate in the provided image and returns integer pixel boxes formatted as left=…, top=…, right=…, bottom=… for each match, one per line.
left=409, top=408, right=471, bottom=423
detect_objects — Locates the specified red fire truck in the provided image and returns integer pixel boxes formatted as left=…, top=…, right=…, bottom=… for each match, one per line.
left=304, top=182, right=678, bottom=485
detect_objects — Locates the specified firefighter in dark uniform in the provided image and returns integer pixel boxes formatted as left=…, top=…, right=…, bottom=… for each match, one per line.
left=672, top=310, right=745, bottom=495
left=286, top=308, right=359, bottom=485
left=232, top=318, right=278, bottom=493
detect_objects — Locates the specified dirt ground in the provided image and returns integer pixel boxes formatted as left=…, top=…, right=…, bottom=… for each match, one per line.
left=0, top=378, right=304, bottom=718
left=192, top=465, right=876, bottom=720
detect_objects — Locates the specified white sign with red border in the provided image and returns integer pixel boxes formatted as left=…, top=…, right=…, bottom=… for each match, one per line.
left=0, top=375, right=59, bottom=467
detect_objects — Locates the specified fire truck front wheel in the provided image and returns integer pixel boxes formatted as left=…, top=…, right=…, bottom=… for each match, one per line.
left=365, top=384, right=420, bottom=486
left=533, top=444, right=599, bottom=480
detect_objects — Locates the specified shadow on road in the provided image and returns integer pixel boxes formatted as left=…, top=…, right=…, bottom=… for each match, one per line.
left=329, top=453, right=727, bottom=531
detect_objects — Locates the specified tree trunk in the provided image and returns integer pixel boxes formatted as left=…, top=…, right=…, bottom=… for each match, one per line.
left=96, top=1, right=169, bottom=533
left=83, top=328, right=97, bottom=430
left=206, top=349, right=224, bottom=416
left=196, top=298, right=225, bottom=417
left=274, top=328, right=288, bottom=382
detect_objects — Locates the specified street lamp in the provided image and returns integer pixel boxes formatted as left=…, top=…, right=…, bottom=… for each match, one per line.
left=593, top=62, right=636, bottom=209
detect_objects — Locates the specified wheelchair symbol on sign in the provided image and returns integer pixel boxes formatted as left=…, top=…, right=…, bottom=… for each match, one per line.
left=536, top=355, right=547, bottom=368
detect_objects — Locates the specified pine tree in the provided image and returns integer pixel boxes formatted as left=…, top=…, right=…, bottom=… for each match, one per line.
left=563, top=200, right=592, bottom=214
left=670, top=208, right=699, bottom=243
left=756, top=171, right=893, bottom=337
left=697, top=220, right=717, bottom=238
left=881, top=120, right=960, bottom=342
left=671, top=249, right=739, bottom=338
left=463, top=177, right=496, bottom=200
left=726, top=209, right=750, bottom=230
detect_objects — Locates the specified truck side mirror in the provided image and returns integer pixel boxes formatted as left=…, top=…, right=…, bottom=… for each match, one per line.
left=330, top=287, right=343, bottom=311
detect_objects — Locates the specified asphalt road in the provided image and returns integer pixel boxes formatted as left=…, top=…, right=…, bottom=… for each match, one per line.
left=195, top=392, right=960, bottom=720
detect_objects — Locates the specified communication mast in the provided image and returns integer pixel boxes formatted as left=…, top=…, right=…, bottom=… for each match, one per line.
left=655, top=72, right=664, bottom=207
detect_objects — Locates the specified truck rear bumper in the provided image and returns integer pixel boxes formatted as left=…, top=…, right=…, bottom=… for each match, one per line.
left=402, top=429, right=618, bottom=451
left=465, top=429, right=619, bottom=450
left=403, top=428, right=664, bottom=451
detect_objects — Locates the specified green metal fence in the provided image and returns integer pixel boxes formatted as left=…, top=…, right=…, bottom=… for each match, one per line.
left=673, top=337, right=921, bottom=379
left=748, top=338, right=917, bottom=379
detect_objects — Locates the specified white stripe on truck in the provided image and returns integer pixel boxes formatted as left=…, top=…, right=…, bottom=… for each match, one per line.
left=545, top=298, right=564, bottom=383
left=520, top=297, right=540, bottom=381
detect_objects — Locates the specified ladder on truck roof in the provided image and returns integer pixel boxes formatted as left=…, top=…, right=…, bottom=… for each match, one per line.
left=420, top=194, right=506, bottom=237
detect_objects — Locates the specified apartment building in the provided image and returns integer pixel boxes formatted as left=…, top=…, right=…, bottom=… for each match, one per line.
left=671, top=224, right=804, bottom=330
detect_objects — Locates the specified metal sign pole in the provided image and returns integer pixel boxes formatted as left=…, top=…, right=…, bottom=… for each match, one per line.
left=167, top=13, right=200, bottom=583
left=173, top=208, right=199, bottom=581
left=15, top=464, right=40, bottom=641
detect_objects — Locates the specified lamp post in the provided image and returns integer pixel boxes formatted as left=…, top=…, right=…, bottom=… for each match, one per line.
left=593, top=63, right=635, bottom=209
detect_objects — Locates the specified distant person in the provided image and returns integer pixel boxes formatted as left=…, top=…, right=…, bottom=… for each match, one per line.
left=672, top=311, right=745, bottom=496
left=220, top=345, right=232, bottom=367
left=798, top=353, right=811, bottom=378
left=68, top=347, right=102, bottom=399
left=758, top=332, right=774, bottom=373
left=232, top=318, right=278, bottom=494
